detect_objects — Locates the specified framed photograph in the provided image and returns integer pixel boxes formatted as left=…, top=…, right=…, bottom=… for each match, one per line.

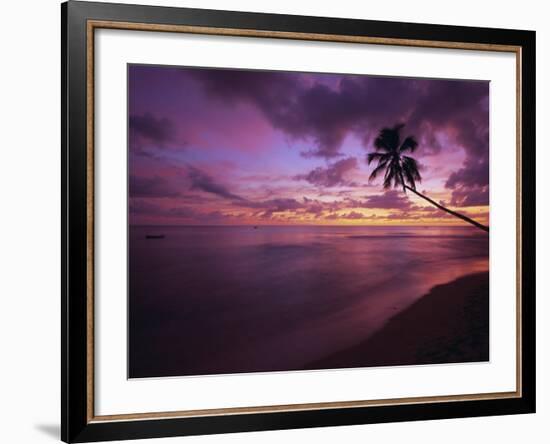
left=61, top=1, right=536, bottom=442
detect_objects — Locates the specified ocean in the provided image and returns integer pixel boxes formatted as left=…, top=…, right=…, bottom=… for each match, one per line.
left=128, top=225, right=489, bottom=378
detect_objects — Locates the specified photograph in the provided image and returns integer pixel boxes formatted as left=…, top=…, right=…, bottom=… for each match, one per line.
left=128, top=64, right=490, bottom=378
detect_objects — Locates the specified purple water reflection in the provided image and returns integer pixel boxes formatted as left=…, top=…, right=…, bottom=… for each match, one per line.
left=128, top=225, right=488, bottom=378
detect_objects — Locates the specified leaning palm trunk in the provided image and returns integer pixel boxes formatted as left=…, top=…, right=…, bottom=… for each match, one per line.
left=368, top=124, right=489, bottom=233
left=404, top=185, right=489, bottom=233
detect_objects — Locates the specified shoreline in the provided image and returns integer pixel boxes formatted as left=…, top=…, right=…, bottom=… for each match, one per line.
left=305, top=271, right=489, bottom=370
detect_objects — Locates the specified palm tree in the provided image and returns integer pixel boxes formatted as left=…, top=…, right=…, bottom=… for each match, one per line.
left=367, top=124, right=489, bottom=233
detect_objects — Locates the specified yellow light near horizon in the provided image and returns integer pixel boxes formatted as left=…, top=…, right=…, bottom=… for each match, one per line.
left=193, top=204, right=489, bottom=227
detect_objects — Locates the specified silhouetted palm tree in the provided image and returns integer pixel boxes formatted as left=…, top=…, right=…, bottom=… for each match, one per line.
left=367, top=124, right=489, bottom=232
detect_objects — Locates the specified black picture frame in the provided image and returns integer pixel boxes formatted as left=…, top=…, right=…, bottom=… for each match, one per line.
left=62, top=1, right=536, bottom=442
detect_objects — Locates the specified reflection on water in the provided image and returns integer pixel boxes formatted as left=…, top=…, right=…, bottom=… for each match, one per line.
left=128, top=225, right=489, bottom=378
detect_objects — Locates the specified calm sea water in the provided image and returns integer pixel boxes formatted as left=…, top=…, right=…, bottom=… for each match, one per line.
left=128, top=225, right=489, bottom=378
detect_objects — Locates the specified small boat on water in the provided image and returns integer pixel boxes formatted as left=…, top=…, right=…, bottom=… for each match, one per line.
left=145, top=234, right=165, bottom=239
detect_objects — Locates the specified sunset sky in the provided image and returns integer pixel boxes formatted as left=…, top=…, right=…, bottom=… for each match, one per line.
left=128, top=65, right=489, bottom=226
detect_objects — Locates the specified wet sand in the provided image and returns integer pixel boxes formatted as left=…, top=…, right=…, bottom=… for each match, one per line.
left=306, top=271, right=489, bottom=370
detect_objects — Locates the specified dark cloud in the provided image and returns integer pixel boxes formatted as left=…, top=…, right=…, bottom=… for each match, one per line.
left=190, top=69, right=361, bottom=158
left=131, top=166, right=249, bottom=204
left=192, top=69, right=489, bottom=169
left=415, top=84, right=490, bottom=208
left=446, top=159, right=489, bottom=199
left=448, top=185, right=489, bottom=207
left=238, top=191, right=415, bottom=220
left=301, top=197, right=333, bottom=216
left=166, top=207, right=197, bottom=218
left=444, top=119, right=489, bottom=207
left=294, top=157, right=359, bottom=187
left=446, top=156, right=489, bottom=189
left=129, top=199, right=236, bottom=224
left=186, top=166, right=246, bottom=201
left=129, top=113, right=178, bottom=154
left=129, top=199, right=189, bottom=218
left=340, top=211, right=375, bottom=220
left=129, top=199, right=163, bottom=215
left=191, top=68, right=490, bottom=208
left=385, top=212, right=421, bottom=220
left=360, top=190, right=413, bottom=210
left=236, top=196, right=352, bottom=219
left=131, top=66, right=489, bottom=221
left=239, top=197, right=303, bottom=218
left=129, top=175, right=180, bottom=198
left=257, top=198, right=303, bottom=212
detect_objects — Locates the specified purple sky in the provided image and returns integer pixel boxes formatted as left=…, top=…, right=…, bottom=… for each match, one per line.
left=129, top=64, right=489, bottom=226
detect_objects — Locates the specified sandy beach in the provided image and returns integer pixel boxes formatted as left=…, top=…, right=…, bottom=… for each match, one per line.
left=306, top=271, right=489, bottom=370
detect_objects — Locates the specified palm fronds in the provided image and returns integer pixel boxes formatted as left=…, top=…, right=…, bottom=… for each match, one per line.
left=368, top=158, right=390, bottom=182
left=402, top=156, right=421, bottom=190
left=399, top=136, right=418, bottom=153
left=368, top=124, right=421, bottom=191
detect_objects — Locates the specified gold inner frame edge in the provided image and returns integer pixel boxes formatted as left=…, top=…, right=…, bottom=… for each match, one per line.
left=85, top=19, right=523, bottom=423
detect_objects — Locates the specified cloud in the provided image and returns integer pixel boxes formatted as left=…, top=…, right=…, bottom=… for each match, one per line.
left=423, top=86, right=490, bottom=208
left=238, top=192, right=413, bottom=220
left=132, top=66, right=490, bottom=216
left=257, top=198, right=303, bottom=212
left=448, top=185, right=489, bottom=207
left=166, top=207, right=197, bottom=218
left=186, top=166, right=246, bottom=201
left=360, top=190, right=413, bottom=210
left=235, top=191, right=413, bottom=220
left=129, top=175, right=180, bottom=198
left=129, top=113, right=178, bottom=155
left=236, top=196, right=349, bottom=219
left=444, top=124, right=489, bottom=207
left=191, top=70, right=380, bottom=158
left=301, top=197, right=327, bottom=216
left=129, top=199, right=237, bottom=224
left=129, top=199, right=186, bottom=218
left=189, top=69, right=366, bottom=158
left=294, top=157, right=359, bottom=187
left=239, top=197, right=303, bottom=218
left=446, top=157, right=489, bottom=189
left=130, top=113, right=175, bottom=144
left=191, top=69, right=489, bottom=170
left=385, top=212, right=420, bottom=220
left=129, top=199, right=163, bottom=215
left=135, top=67, right=489, bottom=213
left=341, top=211, right=373, bottom=220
